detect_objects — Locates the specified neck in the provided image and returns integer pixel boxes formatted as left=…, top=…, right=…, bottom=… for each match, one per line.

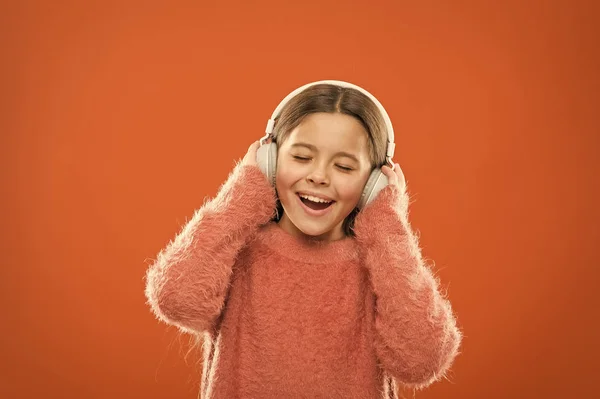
left=277, top=214, right=346, bottom=242
left=256, top=222, right=359, bottom=264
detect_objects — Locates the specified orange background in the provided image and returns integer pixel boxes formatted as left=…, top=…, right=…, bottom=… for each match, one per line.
left=2, top=1, right=599, bottom=398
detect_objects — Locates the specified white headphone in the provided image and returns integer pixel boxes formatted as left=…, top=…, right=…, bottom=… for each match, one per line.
left=256, top=80, right=397, bottom=209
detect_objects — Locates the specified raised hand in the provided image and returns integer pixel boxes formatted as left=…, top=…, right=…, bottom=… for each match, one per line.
left=381, top=163, right=406, bottom=193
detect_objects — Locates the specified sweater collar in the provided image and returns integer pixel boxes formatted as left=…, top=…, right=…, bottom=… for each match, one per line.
left=254, top=222, right=359, bottom=264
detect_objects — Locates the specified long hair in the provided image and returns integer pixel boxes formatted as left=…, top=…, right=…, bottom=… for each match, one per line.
left=269, top=83, right=390, bottom=237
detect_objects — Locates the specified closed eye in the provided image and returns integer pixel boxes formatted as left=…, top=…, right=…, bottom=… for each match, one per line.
left=293, top=156, right=354, bottom=172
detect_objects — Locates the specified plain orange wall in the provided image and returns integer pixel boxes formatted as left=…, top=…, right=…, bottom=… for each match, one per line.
left=2, top=1, right=598, bottom=398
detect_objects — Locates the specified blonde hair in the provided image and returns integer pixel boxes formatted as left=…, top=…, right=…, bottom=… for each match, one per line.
left=269, top=83, right=390, bottom=237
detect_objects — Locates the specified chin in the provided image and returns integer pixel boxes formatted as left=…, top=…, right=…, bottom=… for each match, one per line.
left=286, top=211, right=346, bottom=240
left=278, top=191, right=354, bottom=240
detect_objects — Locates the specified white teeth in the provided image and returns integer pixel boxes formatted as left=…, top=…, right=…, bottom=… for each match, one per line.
left=299, top=194, right=332, bottom=204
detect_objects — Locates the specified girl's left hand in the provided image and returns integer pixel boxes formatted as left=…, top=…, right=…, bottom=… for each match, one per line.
left=381, top=163, right=406, bottom=192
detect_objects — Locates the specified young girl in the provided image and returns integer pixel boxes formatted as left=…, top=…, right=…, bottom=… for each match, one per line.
left=144, top=81, right=462, bottom=398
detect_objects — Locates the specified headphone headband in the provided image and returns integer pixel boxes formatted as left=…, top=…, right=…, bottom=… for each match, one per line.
left=264, top=80, right=395, bottom=164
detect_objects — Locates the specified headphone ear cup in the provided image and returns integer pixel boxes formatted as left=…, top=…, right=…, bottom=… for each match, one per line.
left=358, top=168, right=389, bottom=209
left=256, top=142, right=278, bottom=186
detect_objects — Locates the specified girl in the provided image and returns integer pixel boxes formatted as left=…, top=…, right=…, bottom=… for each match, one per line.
left=144, top=81, right=462, bottom=398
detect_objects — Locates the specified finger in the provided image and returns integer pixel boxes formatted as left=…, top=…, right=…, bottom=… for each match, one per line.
left=394, top=163, right=402, bottom=177
left=382, top=164, right=395, bottom=173
left=381, top=165, right=393, bottom=178
left=382, top=166, right=398, bottom=185
left=394, top=164, right=406, bottom=188
left=248, top=140, right=260, bottom=151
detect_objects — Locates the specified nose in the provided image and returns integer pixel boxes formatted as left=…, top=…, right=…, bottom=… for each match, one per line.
left=306, top=165, right=329, bottom=185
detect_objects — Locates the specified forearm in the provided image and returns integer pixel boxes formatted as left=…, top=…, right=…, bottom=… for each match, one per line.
left=354, top=184, right=462, bottom=387
left=144, top=163, right=276, bottom=334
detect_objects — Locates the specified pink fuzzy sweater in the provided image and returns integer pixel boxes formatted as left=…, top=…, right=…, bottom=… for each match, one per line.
left=144, top=162, right=461, bottom=398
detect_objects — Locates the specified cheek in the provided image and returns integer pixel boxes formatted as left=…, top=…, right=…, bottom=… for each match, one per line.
left=335, top=180, right=366, bottom=202
left=333, top=171, right=371, bottom=203
left=275, top=163, right=302, bottom=194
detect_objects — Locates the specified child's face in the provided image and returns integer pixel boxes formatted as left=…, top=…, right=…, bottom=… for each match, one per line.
left=275, top=112, right=373, bottom=241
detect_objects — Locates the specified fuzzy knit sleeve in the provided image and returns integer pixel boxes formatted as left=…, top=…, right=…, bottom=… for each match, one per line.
left=353, top=183, right=462, bottom=389
left=144, top=161, right=276, bottom=335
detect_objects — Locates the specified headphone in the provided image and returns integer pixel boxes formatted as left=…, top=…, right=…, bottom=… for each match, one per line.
left=256, top=80, right=397, bottom=210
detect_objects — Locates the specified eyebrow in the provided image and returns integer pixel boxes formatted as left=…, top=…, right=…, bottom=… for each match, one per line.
left=290, top=142, right=360, bottom=163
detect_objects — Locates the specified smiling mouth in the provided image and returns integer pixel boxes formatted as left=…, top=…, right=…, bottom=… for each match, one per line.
left=297, top=194, right=335, bottom=211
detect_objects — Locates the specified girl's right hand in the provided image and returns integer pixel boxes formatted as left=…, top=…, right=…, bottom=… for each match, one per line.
left=242, top=140, right=260, bottom=167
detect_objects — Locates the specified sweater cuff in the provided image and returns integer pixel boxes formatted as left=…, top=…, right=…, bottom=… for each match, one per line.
left=209, top=161, right=277, bottom=228
left=353, top=183, right=410, bottom=246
